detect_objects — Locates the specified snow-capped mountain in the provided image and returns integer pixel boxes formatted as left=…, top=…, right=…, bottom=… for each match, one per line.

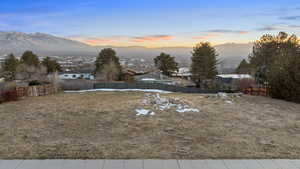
left=0, top=31, right=97, bottom=56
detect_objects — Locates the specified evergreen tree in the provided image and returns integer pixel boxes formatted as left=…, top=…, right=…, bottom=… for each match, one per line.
left=236, top=59, right=252, bottom=74
left=191, top=42, right=218, bottom=88
left=95, top=48, right=122, bottom=81
left=154, top=52, right=178, bottom=76
left=250, top=32, right=300, bottom=102
left=1, top=54, right=19, bottom=81
left=21, top=51, right=40, bottom=67
left=42, top=57, right=62, bottom=74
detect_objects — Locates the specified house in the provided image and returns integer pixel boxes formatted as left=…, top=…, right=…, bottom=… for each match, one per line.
left=216, top=74, right=253, bottom=90
left=122, top=68, right=137, bottom=83
left=216, top=74, right=253, bottom=84
left=135, top=71, right=175, bottom=85
left=59, top=69, right=95, bottom=80
left=172, top=67, right=192, bottom=80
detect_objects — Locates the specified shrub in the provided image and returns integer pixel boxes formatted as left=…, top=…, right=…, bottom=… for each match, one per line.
left=0, top=82, right=18, bottom=102
left=29, top=80, right=42, bottom=86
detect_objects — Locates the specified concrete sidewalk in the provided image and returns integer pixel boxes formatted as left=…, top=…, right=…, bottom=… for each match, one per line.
left=1, top=159, right=300, bottom=169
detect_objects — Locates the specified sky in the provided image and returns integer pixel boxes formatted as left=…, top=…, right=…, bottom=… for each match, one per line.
left=0, top=0, right=300, bottom=47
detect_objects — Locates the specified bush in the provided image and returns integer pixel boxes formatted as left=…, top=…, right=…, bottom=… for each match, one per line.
left=2, top=90, right=18, bottom=102
left=0, top=82, right=18, bottom=103
left=29, top=80, right=42, bottom=86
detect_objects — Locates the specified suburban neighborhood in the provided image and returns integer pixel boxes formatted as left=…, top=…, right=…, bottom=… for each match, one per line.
left=0, top=0, right=300, bottom=169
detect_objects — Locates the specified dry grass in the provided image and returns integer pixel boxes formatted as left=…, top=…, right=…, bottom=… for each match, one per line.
left=0, top=91, right=299, bottom=159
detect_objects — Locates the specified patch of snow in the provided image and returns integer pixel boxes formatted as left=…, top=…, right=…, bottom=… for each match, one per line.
left=176, top=108, right=200, bottom=113
left=65, top=89, right=172, bottom=94
left=140, top=93, right=200, bottom=113
left=141, top=78, right=156, bottom=81
left=217, top=92, right=228, bottom=98
left=149, top=112, right=155, bottom=116
left=225, top=100, right=233, bottom=104
left=135, top=109, right=155, bottom=116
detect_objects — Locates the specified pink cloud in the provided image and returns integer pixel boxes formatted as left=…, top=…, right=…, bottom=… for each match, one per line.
left=238, top=31, right=249, bottom=34
left=85, top=38, right=113, bottom=44
left=131, top=35, right=174, bottom=43
left=192, top=33, right=221, bottom=39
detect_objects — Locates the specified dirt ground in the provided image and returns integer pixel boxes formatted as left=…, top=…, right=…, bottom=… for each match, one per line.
left=0, top=91, right=299, bottom=159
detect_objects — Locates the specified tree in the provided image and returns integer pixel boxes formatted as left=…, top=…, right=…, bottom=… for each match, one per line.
left=95, top=48, right=122, bottom=81
left=191, top=42, right=218, bottom=88
left=250, top=32, right=300, bottom=102
left=236, top=59, right=252, bottom=74
left=154, top=52, right=178, bottom=76
left=249, top=32, right=292, bottom=84
left=15, top=64, right=48, bottom=82
left=21, top=51, right=40, bottom=67
left=1, top=54, right=19, bottom=81
left=42, top=57, right=62, bottom=74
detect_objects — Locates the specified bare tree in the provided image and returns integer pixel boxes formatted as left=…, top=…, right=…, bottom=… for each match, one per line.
left=15, top=64, right=48, bottom=82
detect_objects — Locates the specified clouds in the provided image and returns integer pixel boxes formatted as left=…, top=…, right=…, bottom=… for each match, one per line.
left=70, top=35, right=175, bottom=46
left=206, top=29, right=249, bottom=34
left=279, top=16, right=300, bottom=20
left=256, top=25, right=300, bottom=31
left=131, top=35, right=174, bottom=43
left=256, top=26, right=280, bottom=31
left=192, top=29, right=249, bottom=40
left=70, top=36, right=125, bottom=45
left=193, top=33, right=220, bottom=40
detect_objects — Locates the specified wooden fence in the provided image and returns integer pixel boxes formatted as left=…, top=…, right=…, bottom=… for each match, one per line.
left=243, top=87, right=268, bottom=96
left=16, top=84, right=58, bottom=97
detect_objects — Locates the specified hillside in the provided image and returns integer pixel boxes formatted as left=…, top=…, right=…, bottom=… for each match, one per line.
left=0, top=31, right=97, bottom=56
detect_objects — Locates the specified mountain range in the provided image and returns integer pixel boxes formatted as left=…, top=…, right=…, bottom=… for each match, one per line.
left=0, top=31, right=253, bottom=68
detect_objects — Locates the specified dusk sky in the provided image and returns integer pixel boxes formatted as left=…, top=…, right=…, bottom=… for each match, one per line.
left=1, top=0, right=300, bottom=47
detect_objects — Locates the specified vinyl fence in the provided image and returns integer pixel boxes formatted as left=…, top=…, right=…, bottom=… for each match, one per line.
left=94, top=82, right=218, bottom=93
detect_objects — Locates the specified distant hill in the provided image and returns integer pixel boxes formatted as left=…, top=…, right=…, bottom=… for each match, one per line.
left=96, top=43, right=253, bottom=67
left=0, top=31, right=97, bottom=56
left=0, top=31, right=253, bottom=68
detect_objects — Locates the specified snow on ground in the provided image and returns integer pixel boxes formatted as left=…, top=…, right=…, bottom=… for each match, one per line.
left=211, top=92, right=243, bottom=104
left=176, top=108, right=200, bottom=113
left=137, top=93, right=200, bottom=115
left=65, top=89, right=173, bottom=94
left=135, top=109, right=155, bottom=116
left=225, top=100, right=234, bottom=104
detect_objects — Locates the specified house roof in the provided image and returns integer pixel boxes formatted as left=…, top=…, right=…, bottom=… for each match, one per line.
left=60, top=68, right=94, bottom=74
left=122, top=68, right=138, bottom=76
left=135, top=71, right=171, bottom=81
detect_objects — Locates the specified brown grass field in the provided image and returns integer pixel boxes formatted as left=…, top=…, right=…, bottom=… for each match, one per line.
left=0, top=91, right=299, bottom=159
